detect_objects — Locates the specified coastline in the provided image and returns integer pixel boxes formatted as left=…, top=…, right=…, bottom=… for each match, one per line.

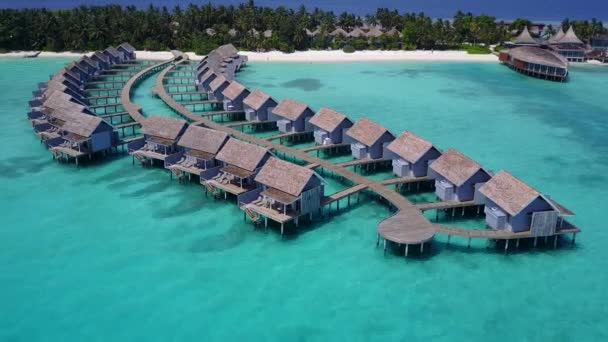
left=0, top=49, right=498, bottom=62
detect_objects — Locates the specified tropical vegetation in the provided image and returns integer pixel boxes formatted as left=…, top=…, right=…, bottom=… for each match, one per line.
left=0, top=1, right=605, bottom=54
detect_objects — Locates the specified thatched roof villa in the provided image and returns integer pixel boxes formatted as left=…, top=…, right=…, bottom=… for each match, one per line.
left=242, top=89, right=278, bottom=122
left=271, top=98, right=315, bottom=133
left=309, top=107, right=353, bottom=145
left=386, top=131, right=442, bottom=178
left=345, top=117, right=394, bottom=160
left=428, top=148, right=491, bottom=203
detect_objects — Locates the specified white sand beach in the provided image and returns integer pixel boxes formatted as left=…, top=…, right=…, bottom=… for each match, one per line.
left=240, top=50, right=499, bottom=62
left=2, top=49, right=499, bottom=62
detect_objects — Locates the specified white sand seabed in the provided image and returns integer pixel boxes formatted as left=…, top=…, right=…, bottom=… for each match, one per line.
left=2, top=49, right=499, bottom=62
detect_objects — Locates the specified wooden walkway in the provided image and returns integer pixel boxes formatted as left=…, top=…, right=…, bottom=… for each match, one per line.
left=300, top=143, right=350, bottom=153
left=379, top=176, right=428, bottom=186
left=113, top=57, right=581, bottom=252
left=223, top=120, right=275, bottom=128
left=321, top=184, right=368, bottom=206
left=337, top=158, right=390, bottom=168
left=415, top=200, right=476, bottom=212
left=264, top=131, right=313, bottom=141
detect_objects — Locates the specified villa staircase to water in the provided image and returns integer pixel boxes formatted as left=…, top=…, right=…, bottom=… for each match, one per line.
left=203, top=181, right=219, bottom=197
left=170, top=166, right=185, bottom=180
left=243, top=206, right=261, bottom=224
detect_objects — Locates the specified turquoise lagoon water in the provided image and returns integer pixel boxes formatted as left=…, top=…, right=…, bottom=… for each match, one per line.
left=1, top=58, right=608, bottom=341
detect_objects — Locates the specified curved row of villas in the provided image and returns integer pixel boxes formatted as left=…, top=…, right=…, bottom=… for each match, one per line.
left=128, top=44, right=576, bottom=237
left=26, top=43, right=137, bottom=163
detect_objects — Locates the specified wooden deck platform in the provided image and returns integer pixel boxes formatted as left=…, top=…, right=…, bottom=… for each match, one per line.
left=337, top=158, right=390, bottom=168
left=244, top=202, right=295, bottom=224
left=321, top=184, right=368, bottom=206
left=415, top=200, right=476, bottom=212
left=264, top=131, right=313, bottom=141
left=300, top=143, right=350, bottom=153
left=206, top=179, right=253, bottom=196
left=379, top=176, right=429, bottom=186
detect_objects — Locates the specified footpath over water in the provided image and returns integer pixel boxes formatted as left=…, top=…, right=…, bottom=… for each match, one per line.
left=120, top=55, right=579, bottom=251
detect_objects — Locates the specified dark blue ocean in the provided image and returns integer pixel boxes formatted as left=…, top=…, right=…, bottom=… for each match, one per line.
left=5, top=0, right=608, bottom=21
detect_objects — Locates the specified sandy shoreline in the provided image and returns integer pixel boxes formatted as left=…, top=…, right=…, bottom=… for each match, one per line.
left=1, top=49, right=499, bottom=62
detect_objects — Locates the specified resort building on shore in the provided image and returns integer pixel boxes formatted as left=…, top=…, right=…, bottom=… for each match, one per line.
left=129, top=116, right=188, bottom=164
left=508, top=26, right=541, bottom=47
left=271, top=99, right=315, bottom=133
left=244, top=157, right=325, bottom=231
left=206, top=138, right=271, bottom=198
left=166, top=125, right=229, bottom=180
left=591, top=34, right=608, bottom=50
left=499, top=46, right=569, bottom=81
left=429, top=148, right=491, bottom=202
left=221, top=81, right=250, bottom=111
left=309, top=107, right=353, bottom=145
left=386, top=131, right=442, bottom=178
left=242, top=89, right=278, bottom=122
left=345, top=118, right=395, bottom=160
left=478, top=170, right=574, bottom=234
left=548, top=26, right=587, bottom=62
left=208, top=75, right=230, bottom=101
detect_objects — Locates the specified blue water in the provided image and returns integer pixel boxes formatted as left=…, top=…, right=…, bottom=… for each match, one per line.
left=1, top=57, right=608, bottom=341
left=11, top=0, right=608, bottom=21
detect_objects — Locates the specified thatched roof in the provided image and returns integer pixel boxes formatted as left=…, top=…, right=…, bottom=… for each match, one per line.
left=508, top=46, right=568, bottom=69
left=178, top=125, right=228, bottom=155
left=216, top=138, right=269, bottom=172
left=345, top=117, right=392, bottom=147
left=42, top=93, right=88, bottom=114
left=221, top=80, right=249, bottom=100
left=209, top=75, right=229, bottom=92
left=272, top=98, right=312, bottom=121
left=263, top=29, right=273, bottom=38
left=330, top=27, right=349, bottom=36
left=479, top=170, right=540, bottom=216
left=558, top=26, right=584, bottom=45
left=205, top=28, right=216, bottom=36
left=104, top=47, right=121, bottom=58
left=255, top=157, right=317, bottom=197
left=367, top=26, right=384, bottom=38
left=387, top=131, right=438, bottom=164
left=309, top=107, right=351, bottom=133
left=200, top=70, right=217, bottom=83
left=429, top=148, right=485, bottom=187
left=513, top=26, right=538, bottom=45
left=92, top=51, right=109, bottom=63
left=118, top=42, right=135, bottom=53
left=141, top=115, right=187, bottom=141
left=61, top=112, right=108, bottom=138
left=548, top=29, right=565, bottom=44
left=348, top=27, right=367, bottom=38
left=242, top=89, right=275, bottom=110
left=79, top=56, right=98, bottom=68
left=228, top=28, right=238, bottom=37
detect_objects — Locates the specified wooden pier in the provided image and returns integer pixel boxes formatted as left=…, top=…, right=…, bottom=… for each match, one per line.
left=110, top=56, right=582, bottom=257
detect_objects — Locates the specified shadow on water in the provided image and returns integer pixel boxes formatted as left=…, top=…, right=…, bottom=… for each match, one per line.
left=189, top=223, right=248, bottom=253
left=0, top=155, right=51, bottom=179
left=119, top=179, right=173, bottom=198
left=280, top=78, right=323, bottom=91
left=153, top=192, right=210, bottom=219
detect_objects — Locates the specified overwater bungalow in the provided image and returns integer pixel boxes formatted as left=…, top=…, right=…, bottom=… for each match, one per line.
left=499, top=46, right=569, bottom=81
left=386, top=131, right=441, bottom=178
left=32, top=106, right=89, bottom=140
left=103, top=47, right=124, bottom=64
left=244, top=157, right=325, bottom=231
left=428, top=148, right=491, bottom=202
left=92, top=51, right=111, bottom=70
left=206, top=138, right=271, bottom=198
left=271, top=98, right=315, bottom=133
left=308, top=107, right=353, bottom=145
left=166, top=125, right=229, bottom=180
left=242, top=89, right=277, bottom=122
left=34, top=80, right=85, bottom=104
left=208, top=75, right=231, bottom=101
left=118, top=43, right=136, bottom=60
left=198, top=70, right=217, bottom=92
left=345, top=118, right=395, bottom=160
left=66, top=62, right=90, bottom=83
left=77, top=56, right=99, bottom=76
left=221, top=81, right=250, bottom=111
left=129, top=116, right=188, bottom=165
left=45, top=111, right=115, bottom=164
left=478, top=170, right=574, bottom=234
left=549, top=26, right=587, bottom=62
